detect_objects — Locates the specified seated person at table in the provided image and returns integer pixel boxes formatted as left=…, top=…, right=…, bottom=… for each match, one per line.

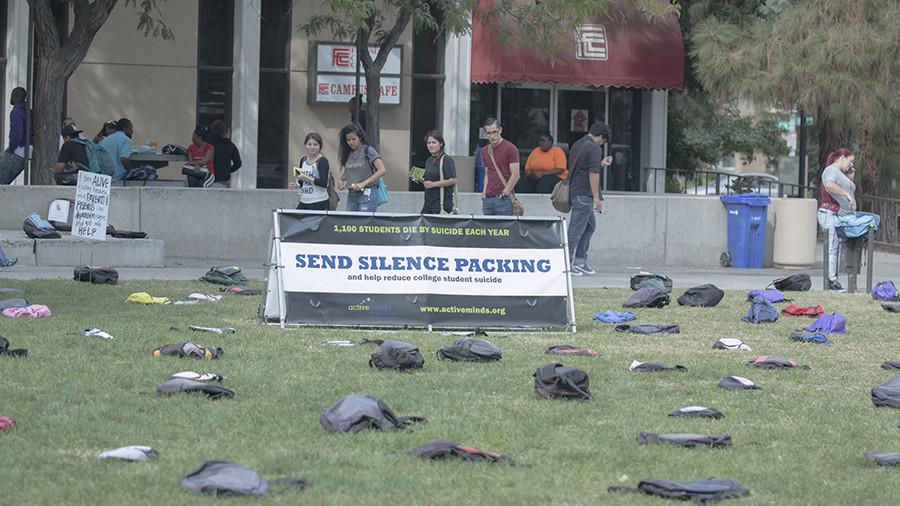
left=183, top=126, right=216, bottom=188
left=98, top=118, right=134, bottom=181
left=54, top=124, right=90, bottom=185
left=93, top=120, right=117, bottom=143
left=515, top=132, right=567, bottom=194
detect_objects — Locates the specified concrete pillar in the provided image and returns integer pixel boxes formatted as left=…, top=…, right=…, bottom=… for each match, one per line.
left=230, top=0, right=260, bottom=190
left=641, top=89, right=668, bottom=193
left=4, top=1, right=30, bottom=186
left=441, top=25, right=471, bottom=157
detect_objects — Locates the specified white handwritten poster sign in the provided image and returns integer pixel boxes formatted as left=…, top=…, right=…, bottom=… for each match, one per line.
left=72, top=171, right=111, bottom=241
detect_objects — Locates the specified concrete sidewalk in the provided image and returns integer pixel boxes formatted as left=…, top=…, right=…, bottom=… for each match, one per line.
left=2, top=246, right=899, bottom=291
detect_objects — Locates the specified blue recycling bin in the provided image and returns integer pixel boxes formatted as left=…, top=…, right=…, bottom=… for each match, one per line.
left=720, top=193, right=770, bottom=268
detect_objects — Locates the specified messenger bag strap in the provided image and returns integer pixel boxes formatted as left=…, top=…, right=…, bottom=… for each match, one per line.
left=487, top=144, right=509, bottom=188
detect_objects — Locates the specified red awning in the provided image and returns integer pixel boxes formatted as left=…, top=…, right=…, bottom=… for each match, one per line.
left=471, top=2, right=684, bottom=89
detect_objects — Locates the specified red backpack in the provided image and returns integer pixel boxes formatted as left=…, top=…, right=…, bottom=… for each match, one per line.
left=781, top=303, right=824, bottom=317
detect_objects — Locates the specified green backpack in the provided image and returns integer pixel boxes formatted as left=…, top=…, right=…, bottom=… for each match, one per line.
left=201, top=265, right=248, bottom=285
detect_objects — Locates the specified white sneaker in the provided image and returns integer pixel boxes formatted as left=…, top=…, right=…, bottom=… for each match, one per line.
left=569, top=267, right=583, bottom=276
left=573, top=263, right=596, bottom=276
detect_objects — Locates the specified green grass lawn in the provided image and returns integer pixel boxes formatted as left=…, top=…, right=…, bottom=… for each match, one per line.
left=1, top=278, right=899, bottom=505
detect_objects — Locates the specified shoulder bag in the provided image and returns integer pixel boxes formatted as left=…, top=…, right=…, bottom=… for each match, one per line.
left=487, top=144, right=524, bottom=216
left=438, top=154, right=459, bottom=214
left=550, top=142, right=588, bottom=213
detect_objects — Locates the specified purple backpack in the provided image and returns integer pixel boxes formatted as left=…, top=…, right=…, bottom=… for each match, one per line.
left=747, top=289, right=786, bottom=303
left=872, top=281, right=898, bottom=301
left=804, top=312, right=847, bottom=334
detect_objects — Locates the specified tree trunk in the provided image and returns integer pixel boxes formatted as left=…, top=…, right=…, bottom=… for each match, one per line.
left=30, top=58, right=65, bottom=185
left=364, top=67, right=381, bottom=150
left=815, top=108, right=850, bottom=173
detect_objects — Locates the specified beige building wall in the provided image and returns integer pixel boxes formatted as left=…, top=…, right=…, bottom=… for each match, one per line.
left=290, top=1, right=413, bottom=193
left=67, top=0, right=198, bottom=179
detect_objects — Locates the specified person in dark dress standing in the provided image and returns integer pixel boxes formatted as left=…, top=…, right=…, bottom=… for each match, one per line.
left=420, top=130, right=457, bottom=214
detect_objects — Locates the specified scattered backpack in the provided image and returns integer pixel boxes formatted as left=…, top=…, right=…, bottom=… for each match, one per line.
left=23, top=214, right=61, bottom=239
left=881, top=361, right=900, bottom=370
left=871, top=281, right=899, bottom=301
left=320, top=394, right=423, bottom=433
left=747, top=355, right=808, bottom=370
left=677, top=284, right=724, bottom=307
left=153, top=342, right=223, bottom=360
left=871, top=375, right=900, bottom=408
left=369, top=340, right=425, bottom=370
left=669, top=406, right=724, bottom=419
left=769, top=273, right=811, bottom=291
left=181, top=461, right=269, bottom=497
left=0, top=299, right=28, bottom=310
left=712, top=338, right=751, bottom=351
left=803, top=312, right=846, bottom=334
left=0, top=416, right=16, bottom=431
left=781, top=303, right=824, bottom=317
left=591, top=310, right=636, bottom=323
left=97, top=446, right=158, bottom=462
left=789, top=332, right=832, bottom=345
left=412, top=440, right=513, bottom=464
left=0, top=336, right=27, bottom=357
left=883, top=304, right=900, bottom=313
left=835, top=211, right=880, bottom=239
left=609, top=478, right=750, bottom=502
left=545, top=345, right=599, bottom=357
left=125, top=165, right=158, bottom=181
left=746, top=289, right=786, bottom=303
left=637, top=432, right=732, bottom=448
left=741, top=296, right=778, bottom=324
left=629, top=360, right=687, bottom=373
left=436, top=338, right=502, bottom=362
left=73, top=265, right=119, bottom=285
left=623, top=287, right=670, bottom=308
left=107, top=226, right=148, bottom=239
left=202, top=265, right=248, bottom=285
left=865, top=452, right=900, bottom=466
left=163, top=144, right=189, bottom=156
left=630, top=273, right=673, bottom=293
left=615, top=324, right=680, bottom=334
left=718, top=376, right=760, bottom=390
left=48, top=199, right=75, bottom=231
left=156, top=378, right=234, bottom=400
left=534, top=363, right=592, bottom=401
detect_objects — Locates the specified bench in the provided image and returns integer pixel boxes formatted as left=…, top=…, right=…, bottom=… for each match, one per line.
left=0, top=229, right=165, bottom=267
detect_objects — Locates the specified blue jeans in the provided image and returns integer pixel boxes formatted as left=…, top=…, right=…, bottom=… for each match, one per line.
left=346, top=190, right=377, bottom=212
left=0, top=246, right=8, bottom=263
left=482, top=195, right=513, bottom=215
left=567, top=195, right=596, bottom=262
left=0, top=152, right=25, bottom=184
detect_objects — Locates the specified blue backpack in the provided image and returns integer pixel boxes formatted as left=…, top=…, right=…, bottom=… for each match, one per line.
left=835, top=211, right=880, bottom=239
left=872, top=281, right=899, bottom=301
left=747, top=289, right=786, bottom=303
left=741, top=296, right=778, bottom=324
left=72, top=138, right=115, bottom=176
left=804, top=312, right=847, bottom=334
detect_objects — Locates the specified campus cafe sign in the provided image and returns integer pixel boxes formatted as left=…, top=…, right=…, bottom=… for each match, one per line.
left=310, top=43, right=402, bottom=105
left=263, top=211, right=576, bottom=330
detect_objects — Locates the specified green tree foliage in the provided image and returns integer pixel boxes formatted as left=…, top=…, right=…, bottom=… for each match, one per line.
left=691, top=0, right=900, bottom=240
left=666, top=0, right=788, bottom=173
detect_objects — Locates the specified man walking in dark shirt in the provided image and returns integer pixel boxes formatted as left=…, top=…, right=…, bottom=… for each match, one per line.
left=0, top=87, right=31, bottom=184
left=566, top=122, right=613, bottom=276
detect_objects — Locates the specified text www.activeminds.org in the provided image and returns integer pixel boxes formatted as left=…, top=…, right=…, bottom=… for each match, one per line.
left=419, top=306, right=507, bottom=316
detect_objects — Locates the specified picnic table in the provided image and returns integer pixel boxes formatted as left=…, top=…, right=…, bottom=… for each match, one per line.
left=126, top=153, right=188, bottom=187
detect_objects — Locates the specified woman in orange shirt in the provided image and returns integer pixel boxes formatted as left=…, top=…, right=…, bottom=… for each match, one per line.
left=515, top=132, right=567, bottom=194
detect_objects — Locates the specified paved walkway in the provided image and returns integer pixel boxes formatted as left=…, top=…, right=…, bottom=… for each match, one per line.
left=3, top=246, right=899, bottom=291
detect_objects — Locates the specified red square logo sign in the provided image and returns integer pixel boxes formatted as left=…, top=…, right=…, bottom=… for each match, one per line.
left=332, top=47, right=352, bottom=68
left=318, top=84, right=329, bottom=95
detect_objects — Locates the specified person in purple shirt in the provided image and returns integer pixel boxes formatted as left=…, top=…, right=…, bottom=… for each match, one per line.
left=0, top=87, right=31, bottom=184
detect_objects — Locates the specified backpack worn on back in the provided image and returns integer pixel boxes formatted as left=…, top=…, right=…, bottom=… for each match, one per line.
left=871, top=281, right=899, bottom=301
left=741, top=297, right=778, bottom=324
left=413, top=440, right=514, bottom=464
left=769, top=273, right=811, bottom=291
left=73, top=265, right=119, bottom=285
left=533, top=363, right=592, bottom=401
left=202, top=265, right=248, bottom=285
left=623, top=287, right=670, bottom=308
left=609, top=478, right=750, bottom=502
left=71, top=138, right=114, bottom=176
left=677, top=284, right=724, bottom=307
left=436, top=338, right=502, bottom=362
left=23, top=214, right=61, bottom=239
left=369, top=340, right=425, bottom=370
left=630, top=273, right=673, bottom=293
left=320, top=393, right=423, bottom=433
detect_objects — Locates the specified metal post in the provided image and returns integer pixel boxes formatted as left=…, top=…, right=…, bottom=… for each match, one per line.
left=866, top=227, right=874, bottom=294
left=797, top=109, right=806, bottom=198
left=822, top=231, right=829, bottom=290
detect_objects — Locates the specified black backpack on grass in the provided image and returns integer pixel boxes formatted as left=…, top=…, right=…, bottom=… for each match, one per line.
left=630, top=273, right=673, bottom=293
left=202, top=265, right=247, bottom=285
left=74, top=265, right=119, bottom=285
left=623, top=287, right=670, bottom=308
left=156, top=378, right=234, bottom=400
left=769, top=273, right=811, bottom=291
left=413, top=440, right=513, bottom=464
left=436, top=338, right=502, bottom=362
left=871, top=375, right=900, bottom=408
left=677, top=284, right=724, bottom=307
left=369, top=340, right=424, bottom=370
left=534, top=363, right=592, bottom=401
left=609, top=478, right=750, bottom=502
left=320, top=394, right=424, bottom=433
left=153, top=342, right=224, bottom=360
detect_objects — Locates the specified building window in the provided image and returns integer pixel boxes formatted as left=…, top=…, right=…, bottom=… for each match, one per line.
left=256, top=0, right=291, bottom=189
left=196, top=0, right=234, bottom=128
left=607, top=87, right=641, bottom=191
left=556, top=88, right=606, bottom=151
left=469, top=83, right=497, bottom=156
left=499, top=86, right=550, bottom=157
left=409, top=18, right=444, bottom=190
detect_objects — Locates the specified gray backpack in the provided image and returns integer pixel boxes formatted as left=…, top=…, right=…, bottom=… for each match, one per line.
left=436, top=338, right=502, bottom=362
left=871, top=375, right=900, bottom=408
left=156, top=378, right=234, bottom=400
left=181, top=461, right=268, bottom=497
left=534, top=363, right=592, bottom=401
left=369, top=340, right=424, bottom=370
left=637, top=432, right=732, bottom=448
left=623, top=287, right=670, bottom=308
left=320, top=394, right=423, bottom=433
left=610, top=477, right=749, bottom=501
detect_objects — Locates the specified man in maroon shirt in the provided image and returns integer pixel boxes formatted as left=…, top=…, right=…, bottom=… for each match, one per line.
left=481, top=118, right=520, bottom=215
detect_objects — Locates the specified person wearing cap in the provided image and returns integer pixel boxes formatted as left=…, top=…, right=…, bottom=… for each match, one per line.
left=59, top=117, right=76, bottom=149
left=54, top=124, right=90, bottom=185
